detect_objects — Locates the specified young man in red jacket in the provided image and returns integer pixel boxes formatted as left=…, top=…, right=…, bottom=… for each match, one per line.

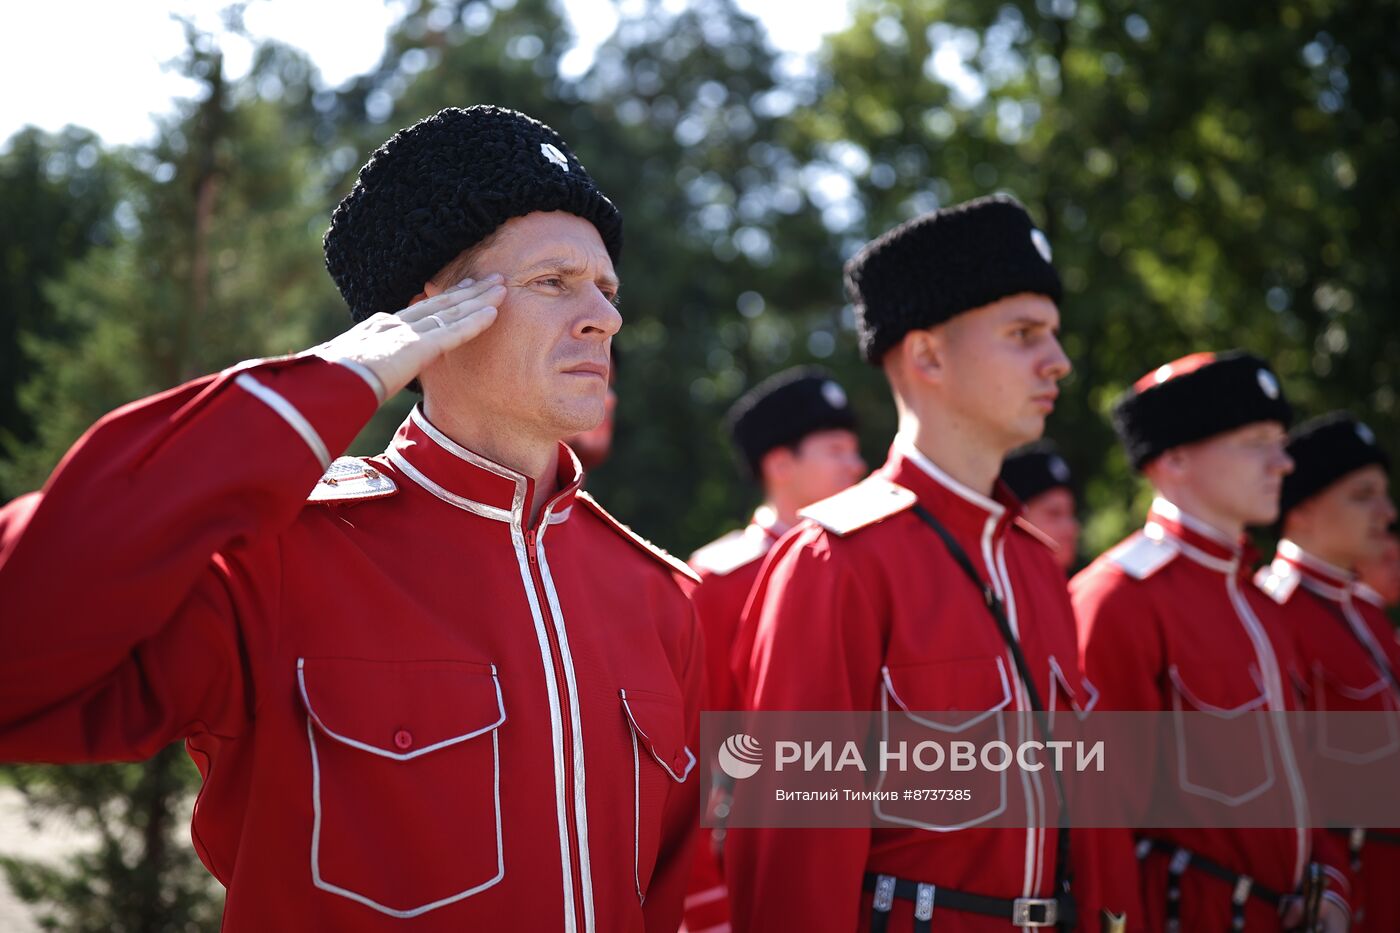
left=1255, top=412, right=1398, bottom=930
left=1071, top=351, right=1352, bottom=932
left=726, top=195, right=1096, bottom=932
left=0, top=105, right=702, bottom=933
left=684, top=365, right=865, bottom=932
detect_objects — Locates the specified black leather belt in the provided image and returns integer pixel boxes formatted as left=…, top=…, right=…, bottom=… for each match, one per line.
left=863, top=873, right=1073, bottom=931
left=1136, top=838, right=1286, bottom=931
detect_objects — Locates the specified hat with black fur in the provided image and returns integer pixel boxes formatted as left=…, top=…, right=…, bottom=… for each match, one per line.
left=844, top=194, right=1062, bottom=365
left=1000, top=440, right=1075, bottom=504
left=727, top=366, right=858, bottom=479
left=1112, top=350, right=1293, bottom=471
left=1280, top=412, right=1391, bottom=517
left=324, top=105, right=622, bottom=323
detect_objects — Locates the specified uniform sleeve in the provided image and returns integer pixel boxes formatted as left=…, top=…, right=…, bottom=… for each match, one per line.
left=725, top=531, right=884, bottom=933
left=643, top=598, right=707, bottom=933
left=1070, top=567, right=1161, bottom=932
left=692, top=568, right=747, bottom=714
left=0, top=355, right=379, bottom=762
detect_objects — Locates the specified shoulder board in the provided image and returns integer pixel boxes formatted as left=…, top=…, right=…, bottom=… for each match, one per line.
left=577, top=491, right=701, bottom=584
left=307, top=457, right=398, bottom=503
left=1253, top=561, right=1301, bottom=605
left=798, top=477, right=917, bottom=537
left=690, top=524, right=771, bottom=577
left=1106, top=531, right=1180, bottom=581
left=1012, top=515, right=1060, bottom=552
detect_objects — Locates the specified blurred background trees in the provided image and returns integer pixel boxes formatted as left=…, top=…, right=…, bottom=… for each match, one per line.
left=0, top=0, right=1395, bottom=927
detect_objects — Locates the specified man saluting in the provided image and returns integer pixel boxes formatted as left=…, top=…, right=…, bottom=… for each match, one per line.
left=0, top=106, right=702, bottom=932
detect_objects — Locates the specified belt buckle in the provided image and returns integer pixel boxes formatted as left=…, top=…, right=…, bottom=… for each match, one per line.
left=1012, top=897, right=1058, bottom=927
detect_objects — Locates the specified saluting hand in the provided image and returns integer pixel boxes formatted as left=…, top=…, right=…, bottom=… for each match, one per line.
left=312, top=275, right=504, bottom=399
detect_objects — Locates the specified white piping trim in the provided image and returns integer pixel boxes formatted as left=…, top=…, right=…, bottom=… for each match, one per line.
left=320, top=356, right=386, bottom=405
left=511, top=523, right=577, bottom=933
left=1047, top=655, right=1100, bottom=723
left=386, top=448, right=513, bottom=523
left=1278, top=539, right=1352, bottom=584
left=631, top=727, right=643, bottom=903
left=304, top=719, right=505, bottom=916
left=1167, top=674, right=1277, bottom=806
left=873, top=671, right=1009, bottom=831
left=1226, top=572, right=1310, bottom=884
left=1149, top=522, right=1238, bottom=575
left=620, top=690, right=698, bottom=782
left=894, top=434, right=1006, bottom=518
left=1151, top=497, right=1236, bottom=548
left=1355, top=582, right=1386, bottom=608
left=1313, top=661, right=1400, bottom=764
left=535, top=535, right=595, bottom=933
left=995, top=535, right=1041, bottom=897
left=1339, top=598, right=1400, bottom=701
left=235, top=372, right=330, bottom=470
left=880, top=658, right=1012, bottom=732
left=1298, top=574, right=1349, bottom=603
left=410, top=406, right=527, bottom=483
left=297, top=658, right=505, bottom=760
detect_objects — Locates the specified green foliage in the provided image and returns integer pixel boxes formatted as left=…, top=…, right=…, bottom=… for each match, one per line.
left=0, top=749, right=220, bottom=932
left=0, top=126, right=121, bottom=456
left=803, top=0, right=1399, bottom=555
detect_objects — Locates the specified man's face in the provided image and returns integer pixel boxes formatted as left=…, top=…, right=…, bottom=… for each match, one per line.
left=930, top=294, right=1071, bottom=452
left=1022, top=486, right=1079, bottom=572
left=565, top=378, right=616, bottom=472
left=1166, top=422, right=1294, bottom=527
left=1288, top=465, right=1397, bottom=569
left=421, top=212, right=621, bottom=441
left=783, top=429, right=867, bottom=507
left=1357, top=533, right=1400, bottom=606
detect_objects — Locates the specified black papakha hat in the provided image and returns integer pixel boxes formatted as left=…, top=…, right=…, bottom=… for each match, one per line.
left=324, top=105, right=623, bottom=322
left=1280, top=412, right=1391, bottom=517
left=1112, top=350, right=1293, bottom=471
left=1000, top=440, right=1075, bottom=504
left=843, top=194, right=1062, bottom=365
left=726, top=366, right=859, bottom=480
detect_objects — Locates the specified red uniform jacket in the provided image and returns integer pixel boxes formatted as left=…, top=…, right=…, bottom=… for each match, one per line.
left=726, top=439, right=1097, bottom=933
left=0, top=354, right=703, bottom=933
left=1071, top=500, right=1351, bottom=932
left=1256, top=540, right=1400, bottom=931
left=682, top=509, right=786, bottom=933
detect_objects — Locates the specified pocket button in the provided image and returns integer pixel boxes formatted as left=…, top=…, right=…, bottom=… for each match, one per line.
left=393, top=729, right=414, bottom=751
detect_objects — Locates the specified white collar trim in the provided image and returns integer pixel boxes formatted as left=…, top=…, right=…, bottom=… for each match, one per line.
left=1278, top=539, right=1353, bottom=584
left=894, top=434, right=1005, bottom=518
left=1151, top=496, right=1237, bottom=548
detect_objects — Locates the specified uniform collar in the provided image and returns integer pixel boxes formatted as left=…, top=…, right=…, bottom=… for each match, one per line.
left=888, top=434, right=1019, bottom=540
left=1145, top=497, right=1246, bottom=574
left=385, top=406, right=582, bottom=530
left=1274, top=539, right=1354, bottom=601
left=751, top=504, right=790, bottom=541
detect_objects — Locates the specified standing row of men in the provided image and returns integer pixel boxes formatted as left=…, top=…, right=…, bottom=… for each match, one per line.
left=0, top=104, right=1394, bottom=933
left=679, top=199, right=1398, bottom=931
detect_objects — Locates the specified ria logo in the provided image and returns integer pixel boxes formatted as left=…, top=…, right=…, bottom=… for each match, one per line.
left=717, top=733, right=764, bottom=779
